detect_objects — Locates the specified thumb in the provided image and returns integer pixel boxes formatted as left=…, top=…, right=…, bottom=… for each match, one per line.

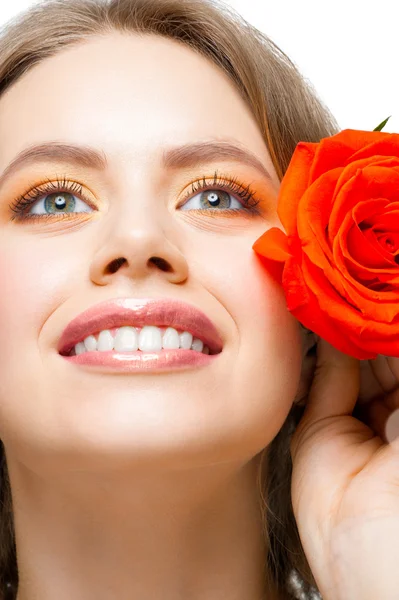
left=300, top=336, right=360, bottom=424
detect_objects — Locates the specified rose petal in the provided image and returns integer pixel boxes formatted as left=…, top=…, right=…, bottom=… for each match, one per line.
left=328, top=165, right=399, bottom=242
left=346, top=217, right=394, bottom=269
left=252, top=227, right=290, bottom=262
left=260, top=129, right=399, bottom=360
left=333, top=156, right=399, bottom=204
left=277, top=141, right=317, bottom=236
left=349, top=134, right=399, bottom=163
left=285, top=256, right=376, bottom=358
left=309, top=129, right=391, bottom=183
left=297, top=168, right=342, bottom=268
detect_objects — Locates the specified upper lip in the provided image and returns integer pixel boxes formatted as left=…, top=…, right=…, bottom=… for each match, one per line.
left=57, top=297, right=224, bottom=356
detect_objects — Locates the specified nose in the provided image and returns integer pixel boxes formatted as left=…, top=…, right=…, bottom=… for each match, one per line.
left=89, top=216, right=189, bottom=286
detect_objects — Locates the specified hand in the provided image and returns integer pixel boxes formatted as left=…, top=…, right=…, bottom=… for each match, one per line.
left=290, top=338, right=399, bottom=600
left=359, top=353, right=399, bottom=403
left=358, top=354, right=399, bottom=443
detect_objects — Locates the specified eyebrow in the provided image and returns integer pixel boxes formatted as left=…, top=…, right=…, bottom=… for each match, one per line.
left=0, top=139, right=273, bottom=191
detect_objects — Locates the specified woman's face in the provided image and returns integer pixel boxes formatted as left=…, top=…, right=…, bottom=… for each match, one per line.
left=0, top=33, right=303, bottom=473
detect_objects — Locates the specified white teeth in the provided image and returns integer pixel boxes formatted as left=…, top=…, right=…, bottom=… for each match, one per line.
left=162, top=327, right=180, bottom=349
left=138, top=325, right=162, bottom=352
left=191, top=338, right=204, bottom=353
left=71, top=325, right=211, bottom=356
left=75, top=341, right=86, bottom=355
left=114, top=326, right=139, bottom=352
left=83, top=334, right=97, bottom=352
left=97, top=330, right=114, bottom=352
left=179, top=331, right=193, bottom=349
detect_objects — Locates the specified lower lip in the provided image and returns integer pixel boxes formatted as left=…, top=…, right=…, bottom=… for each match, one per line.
left=61, top=348, right=219, bottom=372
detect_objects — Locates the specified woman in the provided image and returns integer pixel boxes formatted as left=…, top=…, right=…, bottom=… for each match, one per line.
left=0, top=0, right=397, bottom=599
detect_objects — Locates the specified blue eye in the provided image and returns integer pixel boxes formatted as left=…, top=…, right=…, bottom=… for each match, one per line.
left=9, top=178, right=95, bottom=221
left=180, top=189, right=244, bottom=211
left=178, top=172, right=262, bottom=216
left=9, top=170, right=263, bottom=222
left=29, top=192, right=92, bottom=216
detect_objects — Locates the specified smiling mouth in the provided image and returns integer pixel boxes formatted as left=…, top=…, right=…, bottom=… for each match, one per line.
left=57, top=297, right=225, bottom=362
left=61, top=325, right=220, bottom=357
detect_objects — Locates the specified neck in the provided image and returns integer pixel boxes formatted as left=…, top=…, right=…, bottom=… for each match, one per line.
left=7, top=452, right=278, bottom=600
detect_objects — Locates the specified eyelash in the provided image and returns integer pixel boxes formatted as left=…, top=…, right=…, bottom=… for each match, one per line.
left=8, top=170, right=262, bottom=222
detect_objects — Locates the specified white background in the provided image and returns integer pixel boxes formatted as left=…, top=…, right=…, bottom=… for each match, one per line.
left=1, top=0, right=398, bottom=133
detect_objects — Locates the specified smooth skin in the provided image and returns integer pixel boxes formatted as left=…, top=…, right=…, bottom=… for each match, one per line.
left=0, top=29, right=397, bottom=600
left=290, top=343, right=399, bottom=599
left=0, top=32, right=301, bottom=600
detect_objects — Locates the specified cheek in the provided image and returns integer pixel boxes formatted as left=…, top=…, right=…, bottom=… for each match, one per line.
left=193, top=237, right=302, bottom=447
left=0, top=243, right=40, bottom=347
left=0, top=235, right=76, bottom=357
left=235, top=253, right=303, bottom=441
left=229, top=248, right=302, bottom=383
left=191, top=233, right=301, bottom=371
left=203, top=238, right=299, bottom=353
left=0, top=235, right=82, bottom=438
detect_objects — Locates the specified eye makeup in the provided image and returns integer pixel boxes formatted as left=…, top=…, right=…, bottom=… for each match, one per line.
left=177, top=170, right=263, bottom=216
left=7, top=168, right=270, bottom=222
left=8, top=175, right=96, bottom=222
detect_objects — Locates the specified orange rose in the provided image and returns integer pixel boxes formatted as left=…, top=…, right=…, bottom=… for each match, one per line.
left=253, top=129, right=399, bottom=360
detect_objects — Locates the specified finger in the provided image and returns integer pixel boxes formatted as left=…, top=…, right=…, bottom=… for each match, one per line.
left=374, top=386, right=399, bottom=413
left=353, top=396, right=391, bottom=443
left=385, top=356, right=399, bottom=389
left=385, top=407, right=399, bottom=444
left=358, top=358, right=385, bottom=403
left=301, top=337, right=360, bottom=424
left=370, top=387, right=399, bottom=444
left=354, top=387, right=399, bottom=444
left=369, top=354, right=399, bottom=393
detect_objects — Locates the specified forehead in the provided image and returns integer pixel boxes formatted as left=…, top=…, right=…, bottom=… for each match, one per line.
left=0, top=32, right=276, bottom=181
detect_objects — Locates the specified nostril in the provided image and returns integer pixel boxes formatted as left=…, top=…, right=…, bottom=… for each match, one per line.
left=149, top=257, right=172, bottom=272
left=106, top=257, right=126, bottom=275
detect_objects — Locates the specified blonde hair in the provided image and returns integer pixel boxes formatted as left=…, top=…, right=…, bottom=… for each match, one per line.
left=0, top=1, right=338, bottom=598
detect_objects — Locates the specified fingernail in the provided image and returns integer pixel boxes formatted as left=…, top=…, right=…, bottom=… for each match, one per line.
left=385, top=408, right=399, bottom=443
